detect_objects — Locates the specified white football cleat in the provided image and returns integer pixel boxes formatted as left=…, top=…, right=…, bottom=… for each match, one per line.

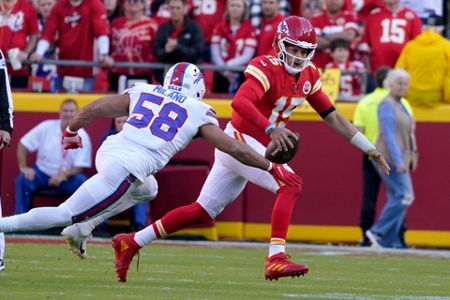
left=61, top=224, right=91, bottom=259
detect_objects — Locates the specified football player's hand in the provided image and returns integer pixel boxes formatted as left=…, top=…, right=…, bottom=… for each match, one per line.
left=62, top=129, right=83, bottom=150
left=367, top=149, right=390, bottom=175
left=269, top=127, right=298, bottom=152
left=269, top=163, right=303, bottom=188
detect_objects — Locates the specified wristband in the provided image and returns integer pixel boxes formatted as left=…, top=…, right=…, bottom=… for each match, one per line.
left=265, top=124, right=275, bottom=136
left=267, top=162, right=273, bottom=171
left=351, top=132, right=376, bottom=154
left=65, top=126, right=78, bottom=134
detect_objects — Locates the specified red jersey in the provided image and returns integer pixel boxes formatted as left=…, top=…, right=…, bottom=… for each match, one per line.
left=0, top=0, right=38, bottom=76
left=256, top=14, right=283, bottom=57
left=190, top=0, right=225, bottom=43
left=354, top=0, right=384, bottom=23
left=231, top=55, right=334, bottom=145
left=325, top=60, right=365, bottom=101
left=310, top=10, right=359, bottom=68
left=42, top=0, right=109, bottom=77
left=360, top=6, right=421, bottom=72
left=211, top=20, right=257, bottom=62
left=110, top=16, right=158, bottom=76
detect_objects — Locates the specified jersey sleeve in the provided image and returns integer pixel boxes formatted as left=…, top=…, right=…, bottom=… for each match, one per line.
left=244, top=56, right=274, bottom=93
left=306, top=65, right=335, bottom=118
left=25, top=3, right=39, bottom=36
left=91, top=0, right=109, bottom=37
left=20, top=121, right=48, bottom=152
left=201, top=106, right=219, bottom=127
left=0, top=51, right=13, bottom=134
left=41, top=3, right=60, bottom=42
left=74, top=129, right=93, bottom=168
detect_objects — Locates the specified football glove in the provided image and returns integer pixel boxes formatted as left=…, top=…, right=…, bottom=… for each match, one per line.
left=62, top=128, right=83, bottom=150
left=269, top=163, right=303, bottom=187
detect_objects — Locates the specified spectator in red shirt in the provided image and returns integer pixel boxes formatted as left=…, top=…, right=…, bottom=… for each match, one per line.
left=153, top=0, right=204, bottom=84
left=105, top=0, right=158, bottom=91
left=358, top=0, right=421, bottom=74
left=310, top=0, right=359, bottom=69
left=255, top=0, right=283, bottom=57
left=0, top=0, right=39, bottom=88
left=211, top=0, right=256, bottom=93
left=190, top=0, right=226, bottom=62
left=30, top=0, right=110, bottom=92
left=325, top=39, right=365, bottom=101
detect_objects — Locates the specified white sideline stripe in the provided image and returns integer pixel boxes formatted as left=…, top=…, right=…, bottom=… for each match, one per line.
left=282, top=294, right=450, bottom=300
left=7, top=234, right=450, bottom=259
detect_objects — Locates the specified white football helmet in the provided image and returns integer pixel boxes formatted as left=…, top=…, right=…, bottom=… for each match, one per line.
left=163, top=62, right=206, bottom=101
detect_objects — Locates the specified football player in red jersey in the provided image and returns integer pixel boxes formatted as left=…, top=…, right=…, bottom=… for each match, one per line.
left=111, top=16, right=390, bottom=282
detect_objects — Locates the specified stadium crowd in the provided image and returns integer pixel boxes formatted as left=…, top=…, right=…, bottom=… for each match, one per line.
left=0, top=0, right=448, bottom=104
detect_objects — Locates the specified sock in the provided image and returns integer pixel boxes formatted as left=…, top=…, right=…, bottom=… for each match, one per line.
left=134, top=202, right=212, bottom=247
left=269, top=238, right=286, bottom=257
left=271, top=185, right=301, bottom=239
left=0, top=206, right=72, bottom=232
left=134, top=225, right=157, bottom=247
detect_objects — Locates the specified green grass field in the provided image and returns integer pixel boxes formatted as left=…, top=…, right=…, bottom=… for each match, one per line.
left=1, top=237, right=450, bottom=300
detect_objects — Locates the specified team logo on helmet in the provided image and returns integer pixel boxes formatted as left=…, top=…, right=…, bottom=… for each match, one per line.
left=303, top=81, right=311, bottom=94
left=278, top=20, right=289, bottom=34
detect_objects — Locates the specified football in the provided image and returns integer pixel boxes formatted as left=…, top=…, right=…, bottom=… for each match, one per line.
left=265, top=134, right=300, bottom=164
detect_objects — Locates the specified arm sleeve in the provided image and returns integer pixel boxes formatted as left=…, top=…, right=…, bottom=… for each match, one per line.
left=410, top=15, right=422, bottom=39
left=306, top=90, right=336, bottom=118
left=74, top=130, right=93, bottom=168
left=97, top=35, right=110, bottom=55
left=41, top=4, right=59, bottom=43
left=92, top=0, right=109, bottom=37
left=230, top=77, right=271, bottom=130
left=26, top=4, right=39, bottom=36
left=21, top=122, right=47, bottom=152
left=0, top=51, right=13, bottom=133
left=378, top=101, right=404, bottom=168
left=210, top=43, right=224, bottom=66
left=226, top=46, right=256, bottom=67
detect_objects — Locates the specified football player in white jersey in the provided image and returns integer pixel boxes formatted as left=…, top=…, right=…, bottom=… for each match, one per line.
left=0, top=62, right=300, bottom=261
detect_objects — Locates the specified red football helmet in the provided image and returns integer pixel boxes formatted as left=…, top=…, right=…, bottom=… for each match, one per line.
left=273, top=16, right=317, bottom=74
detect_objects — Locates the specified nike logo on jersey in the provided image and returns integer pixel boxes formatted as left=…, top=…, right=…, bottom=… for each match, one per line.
left=260, top=60, right=267, bottom=67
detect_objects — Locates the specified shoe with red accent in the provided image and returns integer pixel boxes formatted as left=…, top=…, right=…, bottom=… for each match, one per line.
left=264, top=252, right=309, bottom=281
left=112, top=233, right=141, bottom=282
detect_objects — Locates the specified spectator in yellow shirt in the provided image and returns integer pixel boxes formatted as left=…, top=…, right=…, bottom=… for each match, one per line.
left=395, top=25, right=450, bottom=108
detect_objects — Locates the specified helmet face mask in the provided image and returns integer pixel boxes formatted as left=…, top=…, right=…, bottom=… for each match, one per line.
left=273, top=16, right=317, bottom=74
left=163, top=63, right=206, bottom=101
left=277, top=39, right=315, bottom=74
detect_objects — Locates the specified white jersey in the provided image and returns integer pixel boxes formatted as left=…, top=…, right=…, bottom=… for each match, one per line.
left=97, top=84, right=218, bottom=181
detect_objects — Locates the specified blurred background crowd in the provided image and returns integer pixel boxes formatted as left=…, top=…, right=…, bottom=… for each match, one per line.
left=1, top=0, right=449, bottom=106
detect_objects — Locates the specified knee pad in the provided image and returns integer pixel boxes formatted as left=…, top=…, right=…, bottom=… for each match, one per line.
left=131, top=175, right=159, bottom=203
